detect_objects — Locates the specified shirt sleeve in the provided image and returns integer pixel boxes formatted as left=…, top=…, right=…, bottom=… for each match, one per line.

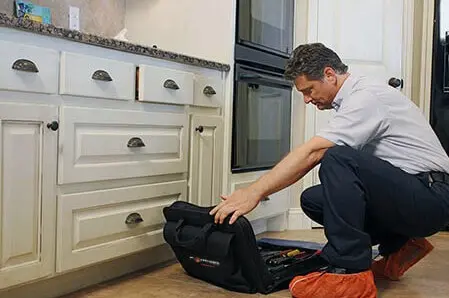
left=316, top=91, right=389, bottom=150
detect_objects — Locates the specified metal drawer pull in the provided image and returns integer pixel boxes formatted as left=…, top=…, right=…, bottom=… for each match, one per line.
left=127, top=137, right=145, bottom=148
left=163, top=79, right=180, bottom=90
left=92, top=70, right=113, bottom=82
left=12, top=59, right=39, bottom=73
left=125, top=213, right=144, bottom=224
left=203, top=85, right=216, bottom=96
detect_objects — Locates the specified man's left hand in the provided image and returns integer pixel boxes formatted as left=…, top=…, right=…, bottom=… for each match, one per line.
left=209, top=188, right=262, bottom=225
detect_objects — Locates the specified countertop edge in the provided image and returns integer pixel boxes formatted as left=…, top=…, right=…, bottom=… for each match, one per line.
left=0, top=13, right=231, bottom=72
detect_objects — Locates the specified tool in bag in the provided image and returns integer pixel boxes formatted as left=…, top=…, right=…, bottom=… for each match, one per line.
left=162, top=201, right=329, bottom=294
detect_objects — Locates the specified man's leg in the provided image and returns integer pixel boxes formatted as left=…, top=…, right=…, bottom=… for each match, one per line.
left=301, top=184, right=409, bottom=256
left=317, top=146, right=449, bottom=271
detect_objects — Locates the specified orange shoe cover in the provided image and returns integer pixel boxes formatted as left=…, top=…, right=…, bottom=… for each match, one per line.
left=289, top=270, right=377, bottom=298
left=372, top=238, right=434, bottom=281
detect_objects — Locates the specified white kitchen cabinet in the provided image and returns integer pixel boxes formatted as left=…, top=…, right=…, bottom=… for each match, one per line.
left=0, top=102, right=57, bottom=289
left=188, top=115, right=223, bottom=207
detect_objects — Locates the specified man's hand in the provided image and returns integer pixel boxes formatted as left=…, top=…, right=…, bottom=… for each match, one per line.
left=209, top=188, right=262, bottom=225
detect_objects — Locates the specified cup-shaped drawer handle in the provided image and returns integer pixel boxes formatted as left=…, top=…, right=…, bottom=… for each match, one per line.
left=203, top=86, right=216, bottom=96
left=92, top=70, right=113, bottom=82
left=11, top=59, right=39, bottom=73
left=163, top=79, right=180, bottom=90
left=125, top=212, right=144, bottom=224
left=127, top=137, right=145, bottom=148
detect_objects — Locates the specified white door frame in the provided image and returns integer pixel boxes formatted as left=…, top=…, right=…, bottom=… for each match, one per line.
left=289, top=0, right=416, bottom=230
left=419, top=0, right=436, bottom=121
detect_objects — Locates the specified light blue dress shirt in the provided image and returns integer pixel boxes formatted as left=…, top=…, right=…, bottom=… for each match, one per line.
left=317, top=75, right=449, bottom=174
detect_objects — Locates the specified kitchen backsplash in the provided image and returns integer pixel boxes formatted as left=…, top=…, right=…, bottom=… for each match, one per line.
left=0, top=0, right=125, bottom=37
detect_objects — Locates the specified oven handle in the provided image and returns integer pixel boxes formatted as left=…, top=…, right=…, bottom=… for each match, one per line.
left=238, top=71, right=292, bottom=88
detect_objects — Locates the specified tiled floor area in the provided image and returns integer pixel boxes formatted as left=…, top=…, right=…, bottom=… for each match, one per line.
left=63, top=230, right=449, bottom=298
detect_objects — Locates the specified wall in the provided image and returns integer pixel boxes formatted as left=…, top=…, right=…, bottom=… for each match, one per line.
left=124, top=0, right=235, bottom=63
left=0, top=0, right=125, bottom=38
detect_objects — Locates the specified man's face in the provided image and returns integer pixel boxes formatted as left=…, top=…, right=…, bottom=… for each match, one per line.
left=294, top=68, right=339, bottom=110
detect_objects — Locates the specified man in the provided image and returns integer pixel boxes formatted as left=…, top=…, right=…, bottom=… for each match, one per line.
left=210, top=43, right=449, bottom=297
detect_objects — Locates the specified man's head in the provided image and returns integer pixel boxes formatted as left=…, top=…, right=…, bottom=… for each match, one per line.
left=285, top=43, right=349, bottom=110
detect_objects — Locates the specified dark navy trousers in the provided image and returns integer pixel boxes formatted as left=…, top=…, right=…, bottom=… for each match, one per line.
left=301, top=146, right=449, bottom=271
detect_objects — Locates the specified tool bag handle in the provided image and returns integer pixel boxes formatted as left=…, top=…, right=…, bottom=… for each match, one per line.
left=173, top=219, right=215, bottom=249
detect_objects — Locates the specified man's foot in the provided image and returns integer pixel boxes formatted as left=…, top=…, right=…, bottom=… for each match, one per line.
left=289, top=267, right=377, bottom=298
left=371, top=238, right=434, bottom=281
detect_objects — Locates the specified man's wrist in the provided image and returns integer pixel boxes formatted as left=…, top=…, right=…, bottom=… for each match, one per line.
left=247, top=184, right=266, bottom=202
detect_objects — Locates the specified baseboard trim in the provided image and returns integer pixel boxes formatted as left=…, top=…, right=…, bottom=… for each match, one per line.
left=287, top=208, right=312, bottom=230
left=0, top=244, right=175, bottom=298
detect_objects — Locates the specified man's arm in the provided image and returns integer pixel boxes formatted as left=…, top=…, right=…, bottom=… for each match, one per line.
left=210, top=136, right=335, bottom=224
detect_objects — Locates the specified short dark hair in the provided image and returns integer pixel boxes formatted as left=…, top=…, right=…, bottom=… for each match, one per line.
left=284, top=43, right=348, bottom=81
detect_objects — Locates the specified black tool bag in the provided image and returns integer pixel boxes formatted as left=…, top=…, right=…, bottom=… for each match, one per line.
left=162, top=201, right=328, bottom=294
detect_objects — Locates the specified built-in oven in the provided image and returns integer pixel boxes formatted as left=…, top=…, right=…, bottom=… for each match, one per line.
left=236, top=0, right=294, bottom=57
left=232, top=63, right=292, bottom=173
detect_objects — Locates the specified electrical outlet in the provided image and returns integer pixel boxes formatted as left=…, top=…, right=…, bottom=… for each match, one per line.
left=69, top=6, right=80, bottom=31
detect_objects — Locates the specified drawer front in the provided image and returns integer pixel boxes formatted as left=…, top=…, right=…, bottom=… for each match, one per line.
left=60, top=52, right=135, bottom=100
left=0, top=40, right=59, bottom=94
left=138, top=65, right=194, bottom=105
left=193, top=75, right=223, bottom=107
left=57, top=180, right=187, bottom=271
left=59, top=106, right=189, bottom=184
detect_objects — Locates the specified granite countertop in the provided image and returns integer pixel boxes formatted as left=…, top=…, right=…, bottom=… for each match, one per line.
left=0, top=13, right=230, bottom=72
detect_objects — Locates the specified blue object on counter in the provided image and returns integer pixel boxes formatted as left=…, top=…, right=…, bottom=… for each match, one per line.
left=15, top=0, right=51, bottom=24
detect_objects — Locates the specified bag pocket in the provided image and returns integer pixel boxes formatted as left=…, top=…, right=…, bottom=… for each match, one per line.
left=164, top=221, right=255, bottom=293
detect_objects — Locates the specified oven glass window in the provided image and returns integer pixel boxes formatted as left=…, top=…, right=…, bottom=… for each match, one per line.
left=232, top=80, right=292, bottom=172
left=238, top=0, right=294, bottom=55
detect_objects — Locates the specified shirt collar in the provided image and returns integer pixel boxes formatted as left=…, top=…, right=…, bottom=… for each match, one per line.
left=331, top=74, right=356, bottom=111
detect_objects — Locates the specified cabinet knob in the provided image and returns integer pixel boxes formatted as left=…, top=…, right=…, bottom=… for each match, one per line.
left=46, top=121, right=59, bottom=131
left=195, top=126, right=204, bottom=133
left=125, top=212, right=144, bottom=225
left=388, top=77, right=403, bottom=88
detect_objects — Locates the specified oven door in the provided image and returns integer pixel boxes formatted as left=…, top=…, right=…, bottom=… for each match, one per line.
left=232, top=65, right=292, bottom=173
left=237, top=0, right=294, bottom=56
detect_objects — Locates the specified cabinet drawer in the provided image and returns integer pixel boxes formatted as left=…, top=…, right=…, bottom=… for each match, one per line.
left=60, top=52, right=135, bottom=100
left=59, top=106, right=189, bottom=184
left=0, top=40, right=58, bottom=94
left=138, top=65, right=194, bottom=105
left=193, top=75, right=223, bottom=107
left=57, top=180, right=187, bottom=272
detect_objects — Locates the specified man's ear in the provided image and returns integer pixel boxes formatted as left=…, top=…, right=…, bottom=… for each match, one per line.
left=323, top=67, right=337, bottom=83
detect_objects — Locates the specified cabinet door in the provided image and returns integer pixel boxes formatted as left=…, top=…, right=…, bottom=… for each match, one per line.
left=0, top=102, right=57, bottom=289
left=189, top=115, right=223, bottom=206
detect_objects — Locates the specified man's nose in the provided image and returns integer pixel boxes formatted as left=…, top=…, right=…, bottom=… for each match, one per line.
left=303, top=95, right=312, bottom=103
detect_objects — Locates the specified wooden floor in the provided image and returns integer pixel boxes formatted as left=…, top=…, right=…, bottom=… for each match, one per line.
left=62, top=230, right=449, bottom=298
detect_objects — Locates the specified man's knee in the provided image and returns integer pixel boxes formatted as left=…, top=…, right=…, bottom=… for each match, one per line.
left=320, top=145, right=358, bottom=174
left=300, top=186, right=322, bottom=211
left=322, top=145, right=356, bottom=163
